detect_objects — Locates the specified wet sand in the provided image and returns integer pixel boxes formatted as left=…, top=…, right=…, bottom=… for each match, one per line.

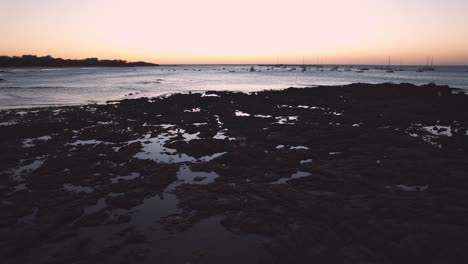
left=1, top=83, right=468, bottom=263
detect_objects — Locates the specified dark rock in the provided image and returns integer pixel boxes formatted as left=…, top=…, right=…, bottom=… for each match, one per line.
left=125, top=231, right=147, bottom=244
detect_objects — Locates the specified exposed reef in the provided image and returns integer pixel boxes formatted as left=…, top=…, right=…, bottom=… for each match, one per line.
left=1, top=83, right=468, bottom=263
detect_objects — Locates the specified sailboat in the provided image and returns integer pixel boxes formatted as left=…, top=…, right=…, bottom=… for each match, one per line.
left=386, top=57, right=394, bottom=73
left=418, top=56, right=435, bottom=72
left=301, top=56, right=307, bottom=72
left=425, top=56, right=435, bottom=71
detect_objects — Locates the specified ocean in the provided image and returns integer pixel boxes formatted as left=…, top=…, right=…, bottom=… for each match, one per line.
left=1, top=64, right=467, bottom=109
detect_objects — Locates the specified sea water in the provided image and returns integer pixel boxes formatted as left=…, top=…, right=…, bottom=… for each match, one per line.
left=1, top=64, right=467, bottom=109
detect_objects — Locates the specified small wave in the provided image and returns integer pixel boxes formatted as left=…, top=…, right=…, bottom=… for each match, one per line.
left=39, top=68, right=66, bottom=71
left=119, top=87, right=142, bottom=91
left=6, top=93, right=32, bottom=99
left=135, top=79, right=163, bottom=85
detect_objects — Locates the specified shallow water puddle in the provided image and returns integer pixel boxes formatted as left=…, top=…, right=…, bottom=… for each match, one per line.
left=235, top=110, right=251, bottom=117
left=110, top=172, right=141, bottom=184
left=199, top=152, right=227, bottom=162
left=63, top=183, right=94, bottom=193
left=18, top=207, right=38, bottom=224
left=126, top=164, right=264, bottom=262
left=297, top=105, right=327, bottom=110
left=386, top=184, right=429, bottom=191
left=201, top=92, right=220, bottom=97
left=280, top=105, right=327, bottom=111
left=421, top=125, right=453, bottom=137
left=214, top=115, right=223, bottom=127
left=72, top=165, right=266, bottom=264
left=136, top=138, right=196, bottom=163
left=254, top=114, right=272, bottom=118
left=405, top=124, right=456, bottom=148
left=272, top=171, right=311, bottom=184
left=133, top=132, right=194, bottom=163
left=144, top=123, right=174, bottom=128
left=115, top=166, right=218, bottom=221
left=290, top=146, right=309, bottom=150
left=406, top=124, right=463, bottom=147
left=275, top=116, right=298, bottom=125
left=184, top=107, right=201, bottom=113
left=14, top=157, right=46, bottom=176
left=276, top=145, right=309, bottom=150
left=14, top=183, right=28, bottom=192
left=182, top=131, right=200, bottom=142
left=97, top=121, right=115, bottom=125
left=140, top=216, right=267, bottom=264
left=22, top=135, right=52, bottom=148
left=84, top=197, right=107, bottom=215
left=0, top=121, right=18, bottom=126
left=135, top=132, right=226, bottom=163
left=213, top=129, right=235, bottom=140
left=192, top=122, right=208, bottom=126
left=166, top=127, right=201, bottom=142
left=173, top=165, right=219, bottom=186
left=68, top=139, right=105, bottom=146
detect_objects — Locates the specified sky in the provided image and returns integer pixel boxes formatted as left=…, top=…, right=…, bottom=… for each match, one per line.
left=1, top=0, right=468, bottom=65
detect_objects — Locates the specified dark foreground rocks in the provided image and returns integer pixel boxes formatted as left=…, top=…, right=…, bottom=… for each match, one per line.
left=1, top=83, right=468, bottom=263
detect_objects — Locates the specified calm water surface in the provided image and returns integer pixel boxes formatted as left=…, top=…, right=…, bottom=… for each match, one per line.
left=1, top=65, right=467, bottom=109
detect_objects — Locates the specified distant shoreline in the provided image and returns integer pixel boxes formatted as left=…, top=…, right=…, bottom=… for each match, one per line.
left=1, top=56, right=467, bottom=68
left=0, top=55, right=158, bottom=68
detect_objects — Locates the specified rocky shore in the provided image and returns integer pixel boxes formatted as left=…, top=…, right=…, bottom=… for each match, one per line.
left=1, top=83, right=468, bottom=263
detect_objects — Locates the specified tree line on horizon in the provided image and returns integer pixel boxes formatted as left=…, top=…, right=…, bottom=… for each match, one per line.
left=0, top=55, right=158, bottom=67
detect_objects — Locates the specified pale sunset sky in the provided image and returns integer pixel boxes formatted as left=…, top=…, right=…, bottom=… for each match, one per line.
left=1, top=0, right=467, bottom=64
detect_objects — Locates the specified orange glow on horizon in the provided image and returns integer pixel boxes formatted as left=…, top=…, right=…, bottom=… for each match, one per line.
left=1, top=0, right=468, bottom=65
